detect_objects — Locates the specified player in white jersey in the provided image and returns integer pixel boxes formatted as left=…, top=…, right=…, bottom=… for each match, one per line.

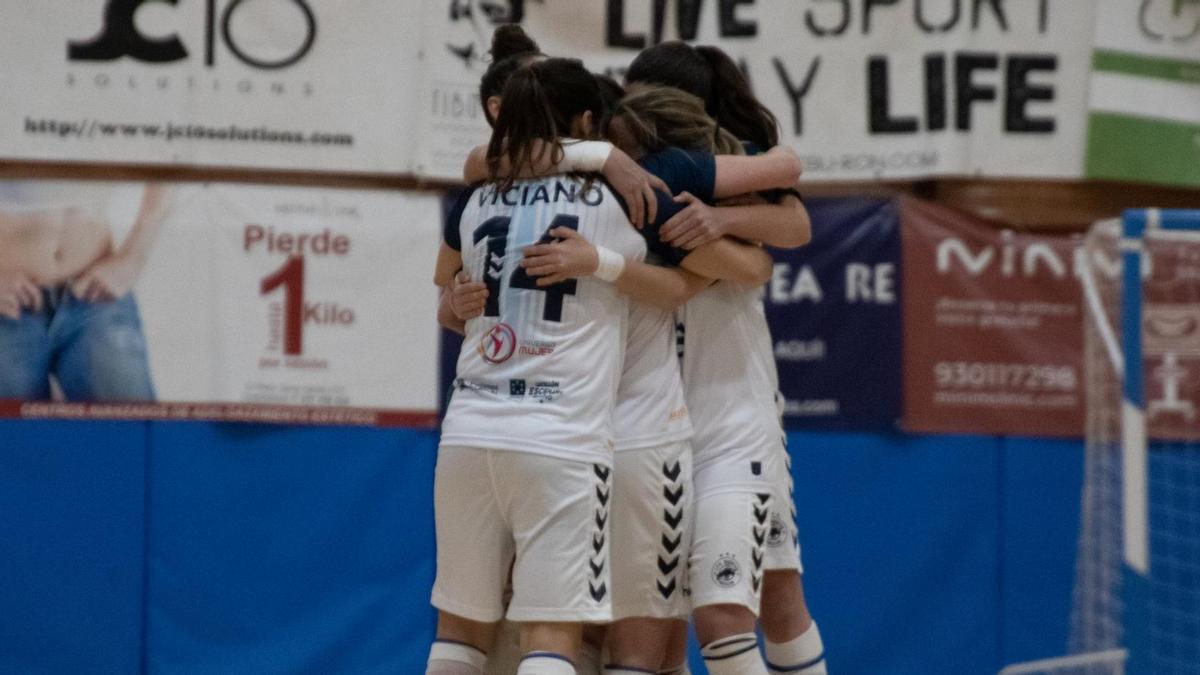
left=428, top=58, right=647, bottom=675
left=452, top=48, right=807, bottom=673
left=626, top=43, right=826, bottom=675
left=453, top=38, right=811, bottom=667
left=467, top=91, right=809, bottom=675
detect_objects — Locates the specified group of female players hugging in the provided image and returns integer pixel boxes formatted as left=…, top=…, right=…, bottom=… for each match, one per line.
left=431, top=24, right=825, bottom=675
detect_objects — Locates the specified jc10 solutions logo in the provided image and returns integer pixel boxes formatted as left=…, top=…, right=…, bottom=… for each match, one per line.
left=64, top=0, right=318, bottom=97
left=70, top=0, right=316, bottom=69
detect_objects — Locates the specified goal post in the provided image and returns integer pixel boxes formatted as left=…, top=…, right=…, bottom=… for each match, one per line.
left=1118, top=209, right=1200, bottom=675
left=1002, top=208, right=1200, bottom=675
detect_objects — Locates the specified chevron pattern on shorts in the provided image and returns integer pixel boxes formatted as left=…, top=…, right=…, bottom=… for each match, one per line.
left=751, top=492, right=770, bottom=594
left=590, top=463, right=611, bottom=603
left=657, top=459, right=686, bottom=600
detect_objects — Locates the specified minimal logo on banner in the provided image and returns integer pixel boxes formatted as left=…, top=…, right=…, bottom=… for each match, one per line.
left=480, top=323, right=517, bottom=364
left=445, top=0, right=536, bottom=69
left=69, top=0, right=317, bottom=69
left=712, top=553, right=741, bottom=588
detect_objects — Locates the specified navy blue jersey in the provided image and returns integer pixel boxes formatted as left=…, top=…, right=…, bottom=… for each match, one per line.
left=634, top=148, right=717, bottom=266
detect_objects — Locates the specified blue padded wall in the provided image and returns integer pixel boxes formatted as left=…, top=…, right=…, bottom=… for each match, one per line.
left=0, top=420, right=146, bottom=675
left=784, top=432, right=1002, bottom=674
left=0, top=422, right=1081, bottom=674
left=143, top=423, right=437, bottom=675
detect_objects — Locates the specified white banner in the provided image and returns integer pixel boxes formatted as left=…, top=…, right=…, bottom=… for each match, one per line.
left=0, top=2, right=1103, bottom=182
left=0, top=180, right=442, bottom=425
left=414, top=0, right=1097, bottom=182
left=1086, top=0, right=1200, bottom=186
left=0, top=1, right=423, bottom=173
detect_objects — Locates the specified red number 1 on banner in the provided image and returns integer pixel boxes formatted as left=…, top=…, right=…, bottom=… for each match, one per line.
left=261, top=255, right=305, bottom=355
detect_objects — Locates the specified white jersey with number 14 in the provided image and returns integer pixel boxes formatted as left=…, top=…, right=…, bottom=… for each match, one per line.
left=441, top=175, right=646, bottom=464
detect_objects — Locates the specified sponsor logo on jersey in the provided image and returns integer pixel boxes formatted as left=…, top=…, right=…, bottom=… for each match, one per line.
left=509, top=379, right=526, bottom=398
left=768, top=512, right=788, bottom=548
left=480, top=323, right=517, bottom=364
left=518, top=339, right=556, bottom=358
left=529, top=381, right=561, bottom=404
left=712, top=553, right=741, bottom=588
left=454, top=378, right=499, bottom=395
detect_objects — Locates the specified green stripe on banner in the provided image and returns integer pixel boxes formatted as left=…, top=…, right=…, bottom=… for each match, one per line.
left=1086, top=113, right=1200, bottom=187
left=1093, top=49, right=1200, bottom=85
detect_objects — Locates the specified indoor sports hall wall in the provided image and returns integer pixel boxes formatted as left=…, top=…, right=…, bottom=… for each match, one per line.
left=0, top=420, right=1081, bottom=675
left=3, top=2, right=1198, bottom=673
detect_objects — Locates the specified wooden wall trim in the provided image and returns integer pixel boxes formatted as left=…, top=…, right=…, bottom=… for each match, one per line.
left=1, top=160, right=1195, bottom=233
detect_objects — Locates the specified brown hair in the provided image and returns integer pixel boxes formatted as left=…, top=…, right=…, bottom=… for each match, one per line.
left=486, top=58, right=604, bottom=190
left=610, top=84, right=744, bottom=156
left=478, top=25, right=543, bottom=125
left=625, top=42, right=779, bottom=150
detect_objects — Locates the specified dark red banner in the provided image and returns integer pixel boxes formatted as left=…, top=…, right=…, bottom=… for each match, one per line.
left=0, top=400, right=439, bottom=428
left=901, top=198, right=1085, bottom=437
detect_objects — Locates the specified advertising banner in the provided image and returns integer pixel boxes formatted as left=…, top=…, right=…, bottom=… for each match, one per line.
left=414, top=0, right=1096, bottom=182
left=901, top=198, right=1086, bottom=437
left=1088, top=224, right=1200, bottom=441
left=0, top=1, right=423, bottom=173
left=1086, top=0, right=1200, bottom=187
left=765, top=198, right=901, bottom=429
left=0, top=180, right=443, bottom=425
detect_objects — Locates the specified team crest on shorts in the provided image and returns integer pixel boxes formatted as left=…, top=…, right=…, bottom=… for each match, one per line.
left=712, top=553, right=742, bottom=588
left=768, top=512, right=788, bottom=548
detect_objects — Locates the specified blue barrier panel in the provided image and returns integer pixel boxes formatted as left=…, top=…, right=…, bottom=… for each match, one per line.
left=0, top=420, right=146, bottom=675
left=144, top=423, right=438, bottom=674
left=780, top=431, right=1003, bottom=675
left=0, top=421, right=1083, bottom=674
left=999, top=437, right=1084, bottom=668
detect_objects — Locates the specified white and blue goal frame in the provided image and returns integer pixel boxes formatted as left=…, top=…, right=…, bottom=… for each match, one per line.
left=1119, top=208, right=1200, bottom=675
left=1001, top=208, right=1200, bottom=675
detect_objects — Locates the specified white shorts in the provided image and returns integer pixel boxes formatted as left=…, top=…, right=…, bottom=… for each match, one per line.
left=689, top=439, right=801, bottom=612
left=431, top=445, right=613, bottom=623
left=765, top=438, right=803, bottom=574
left=610, top=441, right=693, bottom=620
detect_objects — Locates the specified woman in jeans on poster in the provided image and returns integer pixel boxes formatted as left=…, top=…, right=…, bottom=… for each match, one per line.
left=0, top=182, right=165, bottom=401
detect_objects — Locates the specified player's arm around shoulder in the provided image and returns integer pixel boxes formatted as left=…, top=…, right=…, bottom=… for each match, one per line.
left=681, top=237, right=775, bottom=288
left=519, top=225, right=702, bottom=311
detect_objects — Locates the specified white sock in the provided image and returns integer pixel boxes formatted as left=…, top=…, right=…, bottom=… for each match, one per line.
left=765, top=622, right=826, bottom=674
left=701, top=633, right=768, bottom=675
left=428, top=640, right=487, bottom=674
left=518, top=652, right=576, bottom=675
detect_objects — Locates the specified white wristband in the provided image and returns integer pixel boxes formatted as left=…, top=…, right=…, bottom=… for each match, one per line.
left=594, top=246, right=626, bottom=283
left=560, top=139, right=613, bottom=172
